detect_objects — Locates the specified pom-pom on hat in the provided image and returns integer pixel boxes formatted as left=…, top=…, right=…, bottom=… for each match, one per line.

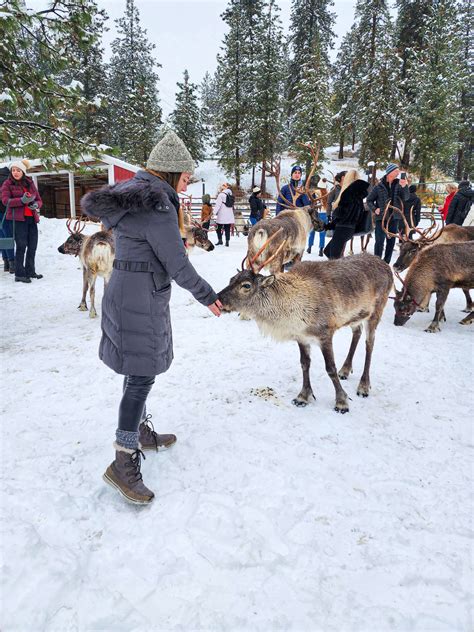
left=10, top=159, right=30, bottom=175
left=384, top=163, right=399, bottom=176
left=146, top=130, right=194, bottom=174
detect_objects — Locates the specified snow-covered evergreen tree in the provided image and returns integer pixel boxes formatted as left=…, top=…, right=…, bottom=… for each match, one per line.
left=291, top=41, right=331, bottom=172
left=409, top=0, right=463, bottom=181
left=331, top=30, right=358, bottom=159
left=170, top=70, right=206, bottom=163
left=200, top=71, right=219, bottom=151
left=288, top=0, right=335, bottom=107
left=348, top=0, right=398, bottom=168
left=246, top=0, right=286, bottom=190
left=107, top=0, right=162, bottom=164
left=0, top=0, right=102, bottom=164
left=214, top=0, right=265, bottom=186
left=454, top=0, right=472, bottom=180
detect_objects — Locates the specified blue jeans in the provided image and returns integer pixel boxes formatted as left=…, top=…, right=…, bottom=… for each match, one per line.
left=249, top=217, right=258, bottom=226
left=0, top=214, right=14, bottom=260
left=308, top=212, right=327, bottom=249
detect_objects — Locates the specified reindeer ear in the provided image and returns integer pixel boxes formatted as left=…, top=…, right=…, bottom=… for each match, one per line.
left=261, top=275, right=275, bottom=288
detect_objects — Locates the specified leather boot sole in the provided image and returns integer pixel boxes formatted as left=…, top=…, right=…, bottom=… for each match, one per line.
left=103, top=468, right=154, bottom=505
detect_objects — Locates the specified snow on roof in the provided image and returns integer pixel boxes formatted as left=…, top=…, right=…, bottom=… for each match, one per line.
left=0, top=154, right=140, bottom=174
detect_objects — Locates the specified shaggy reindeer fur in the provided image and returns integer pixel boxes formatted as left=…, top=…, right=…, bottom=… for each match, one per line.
left=247, top=206, right=324, bottom=273
left=393, top=242, right=474, bottom=332
left=58, top=229, right=115, bottom=318
left=218, top=254, right=392, bottom=413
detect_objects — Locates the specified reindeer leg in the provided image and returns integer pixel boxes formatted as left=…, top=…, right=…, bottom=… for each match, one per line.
left=425, top=287, right=449, bottom=333
left=462, top=289, right=473, bottom=313
left=357, top=318, right=378, bottom=397
left=338, top=324, right=363, bottom=379
left=320, top=337, right=349, bottom=413
left=89, top=273, right=97, bottom=318
left=292, top=342, right=315, bottom=407
left=78, top=266, right=88, bottom=311
left=460, top=311, right=474, bottom=326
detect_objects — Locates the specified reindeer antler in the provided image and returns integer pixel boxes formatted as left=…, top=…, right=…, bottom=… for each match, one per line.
left=242, top=228, right=285, bottom=273
left=67, top=217, right=86, bottom=234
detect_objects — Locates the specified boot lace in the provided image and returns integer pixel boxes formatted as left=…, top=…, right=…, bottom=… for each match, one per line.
left=126, top=448, right=146, bottom=484
left=141, top=414, right=159, bottom=450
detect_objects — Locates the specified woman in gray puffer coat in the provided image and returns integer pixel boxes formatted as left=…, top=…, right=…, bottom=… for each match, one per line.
left=81, top=130, right=222, bottom=505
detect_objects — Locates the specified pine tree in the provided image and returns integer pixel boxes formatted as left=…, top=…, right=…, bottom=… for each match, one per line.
left=288, top=0, right=335, bottom=107
left=349, top=0, right=398, bottom=168
left=410, top=0, right=463, bottom=181
left=454, top=0, right=472, bottom=180
left=214, top=0, right=264, bottom=186
left=0, top=0, right=103, bottom=164
left=107, top=0, right=162, bottom=164
left=200, top=71, right=219, bottom=152
left=170, top=70, right=206, bottom=163
left=290, top=41, right=331, bottom=171
left=246, top=0, right=286, bottom=190
left=60, top=1, right=109, bottom=145
left=332, top=31, right=358, bottom=159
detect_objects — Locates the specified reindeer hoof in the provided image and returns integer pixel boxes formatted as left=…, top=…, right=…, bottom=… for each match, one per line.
left=292, top=398, right=308, bottom=407
left=89, top=310, right=97, bottom=319
left=338, top=369, right=352, bottom=380
left=424, top=325, right=440, bottom=333
left=334, top=403, right=349, bottom=414
left=78, top=304, right=88, bottom=312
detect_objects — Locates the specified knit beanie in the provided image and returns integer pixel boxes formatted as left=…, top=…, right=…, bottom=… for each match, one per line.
left=146, top=130, right=195, bottom=174
left=10, top=159, right=30, bottom=175
left=384, top=163, right=399, bottom=176
left=458, top=180, right=470, bottom=189
left=291, top=165, right=303, bottom=176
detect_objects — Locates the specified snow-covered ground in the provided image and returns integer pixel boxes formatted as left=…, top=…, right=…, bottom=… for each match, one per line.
left=1, top=218, right=473, bottom=632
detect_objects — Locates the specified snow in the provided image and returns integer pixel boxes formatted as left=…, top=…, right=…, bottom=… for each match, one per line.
left=1, top=217, right=473, bottom=631
left=0, top=91, right=13, bottom=103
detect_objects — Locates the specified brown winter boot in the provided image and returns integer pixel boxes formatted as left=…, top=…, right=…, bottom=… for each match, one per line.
left=139, top=414, right=177, bottom=452
left=103, top=444, right=154, bottom=504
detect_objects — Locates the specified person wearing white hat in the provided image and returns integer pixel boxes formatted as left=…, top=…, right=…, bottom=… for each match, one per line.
left=1, top=159, right=43, bottom=282
left=248, top=186, right=267, bottom=225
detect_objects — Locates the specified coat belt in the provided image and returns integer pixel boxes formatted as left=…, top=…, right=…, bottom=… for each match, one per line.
left=113, top=260, right=154, bottom=272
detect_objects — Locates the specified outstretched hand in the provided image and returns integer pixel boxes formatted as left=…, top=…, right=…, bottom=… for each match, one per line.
left=208, top=299, right=223, bottom=317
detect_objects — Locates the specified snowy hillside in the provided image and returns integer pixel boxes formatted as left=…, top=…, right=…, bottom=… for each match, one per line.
left=1, top=218, right=473, bottom=631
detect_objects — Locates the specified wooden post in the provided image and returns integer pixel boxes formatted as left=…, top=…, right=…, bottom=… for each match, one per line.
left=68, top=171, right=76, bottom=218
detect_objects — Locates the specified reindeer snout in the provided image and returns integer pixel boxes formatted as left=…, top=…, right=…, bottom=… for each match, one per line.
left=206, top=243, right=215, bottom=251
left=58, top=245, right=65, bottom=254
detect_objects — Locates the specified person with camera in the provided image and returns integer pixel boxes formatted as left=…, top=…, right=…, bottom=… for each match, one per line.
left=1, top=160, right=43, bottom=283
left=366, top=163, right=409, bottom=264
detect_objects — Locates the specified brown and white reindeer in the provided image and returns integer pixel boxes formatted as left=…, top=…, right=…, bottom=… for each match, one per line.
left=384, top=205, right=474, bottom=313
left=246, top=143, right=325, bottom=274
left=218, top=247, right=393, bottom=413
left=181, top=200, right=215, bottom=253
left=58, top=218, right=115, bottom=318
left=392, top=241, right=474, bottom=332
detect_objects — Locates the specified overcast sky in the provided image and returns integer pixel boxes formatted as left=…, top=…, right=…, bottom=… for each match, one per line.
left=30, top=0, right=358, bottom=116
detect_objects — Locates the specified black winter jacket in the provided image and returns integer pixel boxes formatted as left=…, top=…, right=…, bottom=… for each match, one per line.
left=404, top=192, right=422, bottom=226
left=249, top=193, right=265, bottom=220
left=366, top=176, right=409, bottom=221
left=446, top=184, right=473, bottom=226
left=326, top=180, right=370, bottom=229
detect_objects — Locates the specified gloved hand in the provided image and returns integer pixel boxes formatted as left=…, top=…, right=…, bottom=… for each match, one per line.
left=29, top=202, right=39, bottom=210
left=21, top=192, right=35, bottom=204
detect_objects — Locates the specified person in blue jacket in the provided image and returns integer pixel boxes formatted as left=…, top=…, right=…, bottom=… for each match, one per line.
left=275, top=165, right=311, bottom=215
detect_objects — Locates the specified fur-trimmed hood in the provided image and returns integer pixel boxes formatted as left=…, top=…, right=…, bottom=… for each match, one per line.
left=81, top=170, right=180, bottom=229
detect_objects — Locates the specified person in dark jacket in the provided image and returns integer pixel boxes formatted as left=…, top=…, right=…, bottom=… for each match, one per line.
left=323, top=170, right=370, bottom=259
left=1, top=159, right=43, bottom=282
left=81, top=130, right=222, bottom=505
left=275, top=165, right=311, bottom=215
left=446, top=180, right=473, bottom=225
left=248, top=186, right=266, bottom=225
left=403, top=184, right=422, bottom=238
left=366, top=163, right=409, bottom=264
left=0, top=165, right=14, bottom=272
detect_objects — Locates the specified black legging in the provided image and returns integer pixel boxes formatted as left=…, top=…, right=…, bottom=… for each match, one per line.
left=323, top=226, right=355, bottom=259
left=216, top=223, right=231, bottom=243
left=119, top=375, right=155, bottom=432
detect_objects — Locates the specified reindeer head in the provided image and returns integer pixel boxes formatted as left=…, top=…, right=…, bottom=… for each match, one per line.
left=191, top=225, right=214, bottom=251
left=393, top=241, right=422, bottom=272
left=393, top=287, right=418, bottom=326
left=307, top=204, right=325, bottom=232
left=218, top=269, right=275, bottom=314
left=58, top=218, right=86, bottom=256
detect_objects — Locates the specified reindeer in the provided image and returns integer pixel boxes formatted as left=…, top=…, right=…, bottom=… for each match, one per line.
left=384, top=206, right=474, bottom=313
left=246, top=143, right=325, bottom=273
left=218, top=245, right=393, bottom=413
left=181, top=204, right=215, bottom=253
left=392, top=241, right=474, bottom=332
left=58, top=218, right=115, bottom=318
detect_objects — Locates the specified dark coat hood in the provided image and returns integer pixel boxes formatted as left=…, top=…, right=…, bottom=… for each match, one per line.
left=81, top=170, right=179, bottom=228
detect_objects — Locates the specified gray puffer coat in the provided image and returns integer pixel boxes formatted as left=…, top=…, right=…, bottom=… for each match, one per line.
left=81, top=171, right=218, bottom=376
